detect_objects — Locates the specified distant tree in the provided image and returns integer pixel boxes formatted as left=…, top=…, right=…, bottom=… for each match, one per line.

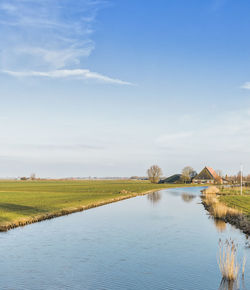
left=147, top=165, right=163, bottom=184
left=229, top=174, right=237, bottom=184
left=20, top=177, right=27, bottom=181
left=181, top=166, right=195, bottom=183
left=190, top=170, right=197, bottom=179
left=181, top=193, right=195, bottom=203
left=215, top=175, right=222, bottom=184
left=30, top=173, right=36, bottom=180
left=237, top=171, right=242, bottom=184
left=216, top=169, right=223, bottom=177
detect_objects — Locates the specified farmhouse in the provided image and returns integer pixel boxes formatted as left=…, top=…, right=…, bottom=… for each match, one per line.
left=192, top=166, right=224, bottom=184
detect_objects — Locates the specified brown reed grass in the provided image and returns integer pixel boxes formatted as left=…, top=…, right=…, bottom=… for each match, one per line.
left=218, top=239, right=239, bottom=281
left=202, top=189, right=240, bottom=219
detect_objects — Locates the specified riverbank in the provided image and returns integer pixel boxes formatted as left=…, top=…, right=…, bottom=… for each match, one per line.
left=0, top=180, right=193, bottom=232
left=201, top=187, right=250, bottom=235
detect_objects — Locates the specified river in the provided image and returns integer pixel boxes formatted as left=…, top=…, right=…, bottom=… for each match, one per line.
left=0, top=186, right=249, bottom=289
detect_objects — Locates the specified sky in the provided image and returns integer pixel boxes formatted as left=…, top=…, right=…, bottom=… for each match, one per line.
left=0, top=0, right=250, bottom=178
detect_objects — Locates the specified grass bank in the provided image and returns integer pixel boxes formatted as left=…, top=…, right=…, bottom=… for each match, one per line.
left=219, top=187, right=250, bottom=217
left=202, top=186, right=250, bottom=235
left=0, top=180, right=191, bottom=231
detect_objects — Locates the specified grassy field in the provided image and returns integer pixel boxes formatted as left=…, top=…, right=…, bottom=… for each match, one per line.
left=0, top=179, right=189, bottom=231
left=219, top=187, right=250, bottom=217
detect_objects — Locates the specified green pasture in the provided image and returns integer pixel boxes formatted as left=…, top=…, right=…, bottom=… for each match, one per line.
left=0, top=180, right=187, bottom=228
left=219, top=186, right=250, bottom=216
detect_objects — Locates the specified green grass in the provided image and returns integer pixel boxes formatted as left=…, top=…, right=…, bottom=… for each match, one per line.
left=0, top=179, right=190, bottom=230
left=219, top=187, right=250, bottom=216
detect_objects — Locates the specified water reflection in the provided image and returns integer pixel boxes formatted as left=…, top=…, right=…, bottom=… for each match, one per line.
left=147, top=191, right=162, bottom=204
left=181, top=193, right=196, bottom=203
left=218, top=279, right=239, bottom=290
left=214, top=219, right=227, bottom=233
left=245, top=236, right=250, bottom=248
left=0, top=186, right=248, bottom=290
left=242, top=277, right=247, bottom=290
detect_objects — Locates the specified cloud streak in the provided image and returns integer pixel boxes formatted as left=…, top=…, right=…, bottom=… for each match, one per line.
left=0, top=0, right=131, bottom=85
left=10, top=143, right=104, bottom=151
left=3, top=69, right=133, bottom=85
left=241, top=82, right=250, bottom=89
left=155, top=109, right=250, bottom=154
left=155, top=132, right=193, bottom=148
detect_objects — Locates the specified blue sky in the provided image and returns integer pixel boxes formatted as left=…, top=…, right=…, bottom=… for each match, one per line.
left=0, top=0, right=250, bottom=177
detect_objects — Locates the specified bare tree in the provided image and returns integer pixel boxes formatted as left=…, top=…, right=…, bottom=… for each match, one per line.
left=181, top=166, right=196, bottom=183
left=181, top=193, right=195, bottom=203
left=147, top=192, right=162, bottom=204
left=236, top=171, right=242, bottom=184
left=30, top=173, right=36, bottom=180
left=147, top=165, right=163, bottom=183
left=216, top=169, right=223, bottom=177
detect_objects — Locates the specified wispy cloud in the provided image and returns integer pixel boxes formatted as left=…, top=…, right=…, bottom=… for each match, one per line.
left=0, top=0, right=131, bottom=85
left=155, top=132, right=193, bottom=148
left=241, top=82, right=250, bottom=89
left=13, top=144, right=104, bottom=151
left=3, top=69, right=132, bottom=85
left=155, top=109, right=250, bottom=154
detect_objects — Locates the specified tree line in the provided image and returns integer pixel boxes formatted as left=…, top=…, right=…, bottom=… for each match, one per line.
left=147, top=165, right=197, bottom=184
left=146, top=165, right=250, bottom=184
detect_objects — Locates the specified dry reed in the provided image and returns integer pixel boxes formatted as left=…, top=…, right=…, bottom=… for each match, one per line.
left=202, top=189, right=239, bottom=219
left=202, top=186, right=220, bottom=195
left=211, top=202, right=238, bottom=219
left=218, top=239, right=239, bottom=281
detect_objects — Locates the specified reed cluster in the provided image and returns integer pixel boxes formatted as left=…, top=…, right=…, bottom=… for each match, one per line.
left=202, top=188, right=239, bottom=219
left=218, top=239, right=239, bottom=281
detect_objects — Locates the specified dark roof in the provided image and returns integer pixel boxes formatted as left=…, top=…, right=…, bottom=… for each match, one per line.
left=159, top=174, right=182, bottom=184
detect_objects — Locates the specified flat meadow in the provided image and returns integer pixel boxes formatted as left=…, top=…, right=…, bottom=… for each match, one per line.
left=0, top=179, right=188, bottom=231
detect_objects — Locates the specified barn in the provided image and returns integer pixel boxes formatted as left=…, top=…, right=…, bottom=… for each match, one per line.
left=192, top=166, right=223, bottom=184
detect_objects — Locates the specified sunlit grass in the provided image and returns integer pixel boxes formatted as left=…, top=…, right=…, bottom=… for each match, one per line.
left=217, top=187, right=250, bottom=217
left=219, top=195, right=250, bottom=216
left=0, top=179, right=191, bottom=230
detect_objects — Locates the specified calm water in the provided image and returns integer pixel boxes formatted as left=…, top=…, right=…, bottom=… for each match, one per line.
left=0, top=187, right=249, bottom=290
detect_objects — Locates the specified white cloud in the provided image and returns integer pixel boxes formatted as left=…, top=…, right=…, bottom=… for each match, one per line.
left=241, top=82, right=250, bottom=89
left=0, top=0, right=132, bottom=85
left=3, top=69, right=133, bottom=85
left=0, top=3, right=17, bottom=13
left=16, top=46, right=94, bottom=69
